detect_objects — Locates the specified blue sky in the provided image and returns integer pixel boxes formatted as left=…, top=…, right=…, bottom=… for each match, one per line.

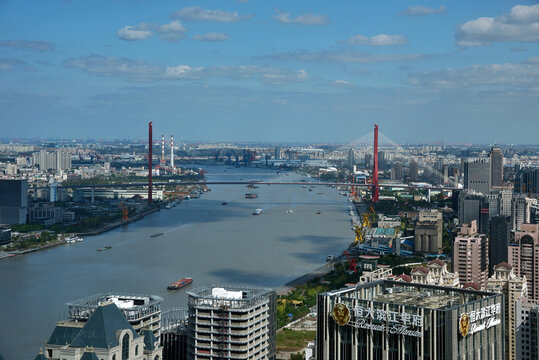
left=1, top=0, right=539, bottom=144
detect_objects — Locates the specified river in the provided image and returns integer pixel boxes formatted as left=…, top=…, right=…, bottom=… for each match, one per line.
left=0, top=166, right=352, bottom=359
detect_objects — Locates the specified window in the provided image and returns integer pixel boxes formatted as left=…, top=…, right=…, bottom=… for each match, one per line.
left=113, top=356, right=116, bottom=360
left=122, top=333, right=130, bottom=360
left=135, top=345, right=138, bottom=356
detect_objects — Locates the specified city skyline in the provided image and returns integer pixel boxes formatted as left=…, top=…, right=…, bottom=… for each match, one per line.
left=2, top=1, right=539, bottom=143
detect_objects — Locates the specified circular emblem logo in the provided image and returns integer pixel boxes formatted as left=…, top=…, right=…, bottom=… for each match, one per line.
left=459, top=313, right=470, bottom=337
left=332, top=303, right=350, bottom=326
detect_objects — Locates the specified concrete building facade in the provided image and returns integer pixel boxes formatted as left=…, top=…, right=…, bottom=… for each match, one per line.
left=490, top=147, right=504, bottom=189
left=509, top=224, right=539, bottom=303
left=486, top=262, right=527, bottom=360
left=464, top=158, right=491, bottom=195
left=511, top=195, right=538, bottom=232
left=187, top=286, right=276, bottom=360
left=453, top=221, right=490, bottom=289
left=414, top=210, right=443, bottom=254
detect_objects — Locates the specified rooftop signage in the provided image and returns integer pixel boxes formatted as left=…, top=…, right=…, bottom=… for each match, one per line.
left=332, top=303, right=422, bottom=337
left=459, top=304, right=501, bottom=337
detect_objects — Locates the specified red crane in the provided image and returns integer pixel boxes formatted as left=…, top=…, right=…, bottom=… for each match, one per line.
left=373, top=124, right=379, bottom=202
left=148, top=122, right=153, bottom=203
left=343, top=250, right=357, bottom=273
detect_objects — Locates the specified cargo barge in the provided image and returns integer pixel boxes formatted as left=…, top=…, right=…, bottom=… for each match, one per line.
left=167, top=277, right=193, bottom=290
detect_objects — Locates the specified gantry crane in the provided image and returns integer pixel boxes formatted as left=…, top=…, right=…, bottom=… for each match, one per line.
left=344, top=250, right=357, bottom=273
left=119, top=202, right=129, bottom=221
left=353, top=206, right=376, bottom=245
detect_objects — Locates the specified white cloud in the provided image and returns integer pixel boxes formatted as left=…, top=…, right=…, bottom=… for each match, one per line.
left=525, top=56, right=539, bottom=64
left=64, top=55, right=164, bottom=81
left=274, top=10, right=329, bottom=26
left=456, top=4, right=539, bottom=47
left=117, top=21, right=187, bottom=42
left=342, top=34, right=408, bottom=46
left=0, top=39, right=55, bottom=51
left=64, top=55, right=308, bottom=85
left=327, top=80, right=357, bottom=89
left=117, top=26, right=153, bottom=41
left=192, top=32, right=229, bottom=42
left=172, top=6, right=253, bottom=22
left=165, top=64, right=309, bottom=84
left=0, top=58, right=34, bottom=71
left=407, top=62, right=539, bottom=89
left=401, top=5, right=446, bottom=16
left=260, top=50, right=430, bottom=63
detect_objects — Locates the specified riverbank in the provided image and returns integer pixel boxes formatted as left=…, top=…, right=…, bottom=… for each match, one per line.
left=275, top=260, right=337, bottom=295
left=78, top=204, right=160, bottom=236
left=1, top=204, right=162, bottom=260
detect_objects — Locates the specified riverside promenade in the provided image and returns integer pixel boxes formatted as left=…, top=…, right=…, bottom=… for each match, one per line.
left=275, top=261, right=337, bottom=295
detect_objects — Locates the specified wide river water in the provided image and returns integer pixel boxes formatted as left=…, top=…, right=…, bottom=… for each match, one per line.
left=0, top=166, right=352, bottom=359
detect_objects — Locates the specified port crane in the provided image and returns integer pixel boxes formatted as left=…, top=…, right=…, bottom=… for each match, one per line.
left=353, top=206, right=376, bottom=245
left=119, top=202, right=129, bottom=221
left=343, top=250, right=358, bottom=273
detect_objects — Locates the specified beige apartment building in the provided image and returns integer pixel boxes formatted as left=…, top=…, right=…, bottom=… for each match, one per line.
left=486, top=262, right=528, bottom=360
left=453, top=220, right=490, bottom=289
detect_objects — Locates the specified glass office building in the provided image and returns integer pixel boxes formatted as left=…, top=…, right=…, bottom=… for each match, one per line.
left=317, top=280, right=504, bottom=360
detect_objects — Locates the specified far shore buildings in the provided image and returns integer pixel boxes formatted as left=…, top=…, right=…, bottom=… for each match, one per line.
left=0, top=179, right=28, bottom=224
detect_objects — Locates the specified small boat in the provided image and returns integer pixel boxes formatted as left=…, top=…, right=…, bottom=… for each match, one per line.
left=286, top=209, right=294, bottom=213
left=326, top=255, right=336, bottom=262
left=245, top=193, right=258, bottom=199
left=308, top=189, right=313, bottom=192
left=222, top=201, right=228, bottom=205
left=97, top=246, right=112, bottom=252
left=316, top=211, right=321, bottom=215
left=75, top=237, right=83, bottom=242
left=317, top=192, right=323, bottom=195
left=150, top=233, right=164, bottom=238
left=253, top=208, right=263, bottom=215
left=66, top=238, right=76, bottom=244
left=168, top=277, right=193, bottom=290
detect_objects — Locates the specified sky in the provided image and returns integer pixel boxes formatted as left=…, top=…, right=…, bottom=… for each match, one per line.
left=1, top=0, right=539, bottom=144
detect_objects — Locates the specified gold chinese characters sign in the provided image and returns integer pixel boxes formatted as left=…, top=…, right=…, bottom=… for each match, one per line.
left=459, top=304, right=501, bottom=337
left=332, top=303, right=350, bottom=326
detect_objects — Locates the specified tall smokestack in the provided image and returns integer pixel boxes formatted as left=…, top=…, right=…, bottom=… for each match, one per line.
left=373, top=124, right=379, bottom=202
left=161, top=134, right=165, bottom=164
left=170, top=135, right=174, bottom=168
left=148, top=122, right=153, bottom=203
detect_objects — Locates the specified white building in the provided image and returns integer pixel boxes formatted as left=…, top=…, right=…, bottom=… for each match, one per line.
left=187, top=286, right=276, bottom=360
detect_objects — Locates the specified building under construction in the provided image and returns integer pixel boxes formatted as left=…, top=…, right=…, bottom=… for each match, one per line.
left=187, top=286, right=276, bottom=360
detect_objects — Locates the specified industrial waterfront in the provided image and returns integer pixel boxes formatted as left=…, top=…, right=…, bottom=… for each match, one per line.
left=0, top=166, right=353, bottom=359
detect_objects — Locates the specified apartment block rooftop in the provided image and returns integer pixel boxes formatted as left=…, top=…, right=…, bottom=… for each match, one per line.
left=187, top=286, right=275, bottom=310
